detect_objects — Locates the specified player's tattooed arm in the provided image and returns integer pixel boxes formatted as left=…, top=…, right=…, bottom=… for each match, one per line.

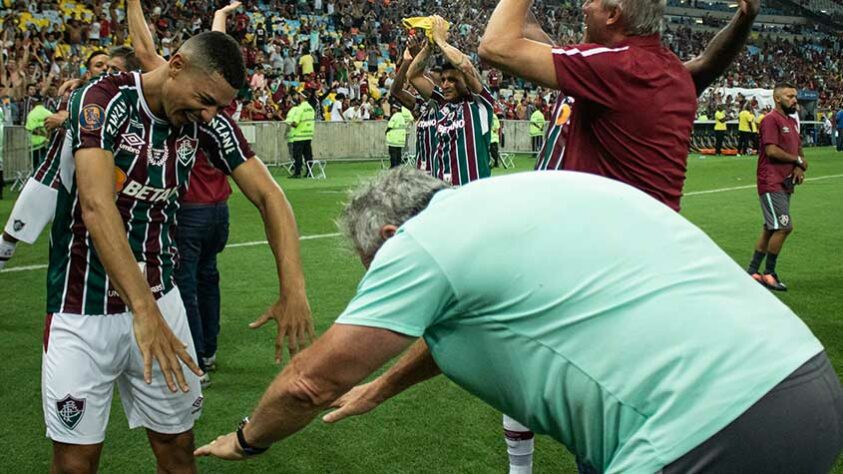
left=323, top=338, right=441, bottom=424
left=127, top=0, right=167, bottom=71
left=683, top=0, right=759, bottom=96
left=75, top=149, right=203, bottom=393
left=407, top=40, right=436, bottom=100
left=195, top=325, right=414, bottom=460
left=231, top=158, right=315, bottom=363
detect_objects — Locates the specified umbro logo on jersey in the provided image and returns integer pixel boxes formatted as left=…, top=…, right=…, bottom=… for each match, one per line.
left=782, top=127, right=791, bottom=133
left=121, top=180, right=179, bottom=203
left=118, top=133, right=145, bottom=154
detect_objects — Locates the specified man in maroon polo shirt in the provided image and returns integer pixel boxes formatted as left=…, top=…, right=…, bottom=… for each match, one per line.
left=479, top=0, right=758, bottom=212
left=746, top=83, right=806, bottom=292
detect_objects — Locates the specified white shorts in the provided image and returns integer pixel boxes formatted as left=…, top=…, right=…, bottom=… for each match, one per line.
left=42, top=287, right=203, bottom=445
left=4, top=178, right=57, bottom=244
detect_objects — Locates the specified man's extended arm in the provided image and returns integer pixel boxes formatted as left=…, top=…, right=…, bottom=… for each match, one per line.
left=75, top=148, right=202, bottom=392
left=195, top=324, right=415, bottom=460
left=127, top=0, right=167, bottom=70
left=230, top=158, right=314, bottom=362
left=478, top=0, right=558, bottom=89
left=407, top=41, right=435, bottom=100
left=430, top=16, right=484, bottom=94
left=523, top=9, right=553, bottom=45
left=323, top=338, right=441, bottom=423
left=683, top=0, right=760, bottom=96
left=212, top=1, right=242, bottom=32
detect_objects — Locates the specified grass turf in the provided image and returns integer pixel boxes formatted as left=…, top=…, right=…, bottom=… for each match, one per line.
left=1, top=147, right=842, bottom=472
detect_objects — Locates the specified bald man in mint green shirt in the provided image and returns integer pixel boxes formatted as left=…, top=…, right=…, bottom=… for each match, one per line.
left=196, top=170, right=840, bottom=473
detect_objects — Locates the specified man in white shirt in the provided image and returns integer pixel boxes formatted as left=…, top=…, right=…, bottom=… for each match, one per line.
left=343, top=100, right=361, bottom=121
left=330, top=94, right=346, bottom=121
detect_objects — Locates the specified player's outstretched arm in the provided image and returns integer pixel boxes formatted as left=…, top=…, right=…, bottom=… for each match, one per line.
left=430, top=16, right=484, bottom=94
left=407, top=41, right=435, bottom=100
left=683, top=0, right=759, bottom=96
left=523, top=9, right=554, bottom=46
left=323, top=338, right=441, bottom=423
left=212, top=1, right=242, bottom=33
left=478, top=0, right=558, bottom=89
left=127, top=0, right=167, bottom=71
left=76, top=148, right=203, bottom=393
left=230, top=158, right=315, bottom=363
left=194, top=324, right=414, bottom=460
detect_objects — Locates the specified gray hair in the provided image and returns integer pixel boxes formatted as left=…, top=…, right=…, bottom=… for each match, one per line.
left=603, top=0, right=665, bottom=36
left=338, top=168, right=450, bottom=262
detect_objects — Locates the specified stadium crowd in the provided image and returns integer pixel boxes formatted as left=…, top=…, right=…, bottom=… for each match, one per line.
left=0, top=0, right=842, bottom=125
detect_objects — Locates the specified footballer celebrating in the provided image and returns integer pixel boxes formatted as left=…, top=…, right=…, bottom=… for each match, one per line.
left=43, top=32, right=312, bottom=473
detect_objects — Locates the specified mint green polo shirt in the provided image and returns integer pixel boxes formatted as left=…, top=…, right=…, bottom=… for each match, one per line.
left=336, top=172, right=822, bottom=473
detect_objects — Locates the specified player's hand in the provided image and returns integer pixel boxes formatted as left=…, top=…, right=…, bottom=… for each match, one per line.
left=430, top=15, right=449, bottom=45
left=44, top=111, right=68, bottom=131
left=216, top=1, right=242, bottom=16
left=322, top=381, right=384, bottom=423
left=194, top=432, right=247, bottom=460
left=793, top=167, right=805, bottom=185
left=739, top=0, right=760, bottom=18
left=132, top=306, right=203, bottom=393
left=407, top=33, right=424, bottom=58
left=249, top=293, right=314, bottom=364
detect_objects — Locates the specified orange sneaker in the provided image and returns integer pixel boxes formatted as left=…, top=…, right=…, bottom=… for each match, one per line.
left=761, top=273, right=788, bottom=292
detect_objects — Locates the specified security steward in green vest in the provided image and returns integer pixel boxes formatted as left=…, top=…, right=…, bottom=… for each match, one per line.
left=386, top=99, right=407, bottom=168
left=288, top=91, right=316, bottom=178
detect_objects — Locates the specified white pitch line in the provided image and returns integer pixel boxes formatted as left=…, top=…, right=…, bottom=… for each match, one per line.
left=0, top=233, right=342, bottom=274
left=685, top=173, right=843, bottom=196
left=3, top=173, right=843, bottom=274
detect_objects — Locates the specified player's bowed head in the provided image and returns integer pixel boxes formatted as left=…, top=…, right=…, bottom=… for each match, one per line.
left=158, top=31, right=246, bottom=127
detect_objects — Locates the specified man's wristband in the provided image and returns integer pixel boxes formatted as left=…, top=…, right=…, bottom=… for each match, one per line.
left=236, top=417, right=269, bottom=457
left=796, top=156, right=805, bottom=168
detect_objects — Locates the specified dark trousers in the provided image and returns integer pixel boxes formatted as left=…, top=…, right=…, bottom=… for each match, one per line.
left=738, top=131, right=752, bottom=154
left=389, top=146, right=402, bottom=168
left=531, top=136, right=543, bottom=153
left=175, top=202, right=230, bottom=369
left=293, top=140, right=313, bottom=176
left=715, top=130, right=725, bottom=155
left=837, top=130, right=843, bottom=151
left=490, top=143, right=500, bottom=167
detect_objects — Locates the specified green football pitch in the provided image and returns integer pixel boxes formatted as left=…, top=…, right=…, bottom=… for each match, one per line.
left=2, top=147, right=842, bottom=472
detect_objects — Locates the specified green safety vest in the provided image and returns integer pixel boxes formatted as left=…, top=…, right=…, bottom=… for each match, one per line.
left=491, top=114, right=500, bottom=145
left=294, top=102, right=315, bottom=141
left=530, top=110, right=546, bottom=137
left=285, top=105, right=300, bottom=143
left=386, top=112, right=406, bottom=147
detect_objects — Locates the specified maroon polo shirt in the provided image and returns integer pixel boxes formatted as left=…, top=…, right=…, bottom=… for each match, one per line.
left=182, top=152, right=232, bottom=204
left=757, top=110, right=800, bottom=195
left=551, top=35, right=697, bottom=211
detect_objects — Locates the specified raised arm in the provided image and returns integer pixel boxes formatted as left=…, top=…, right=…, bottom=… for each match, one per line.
left=195, top=324, right=415, bottom=459
left=230, top=157, right=315, bottom=362
left=75, top=148, right=202, bottom=392
left=523, top=9, right=554, bottom=46
left=389, top=35, right=425, bottom=113
left=478, top=0, right=558, bottom=89
left=683, top=0, right=759, bottom=96
left=430, top=16, right=483, bottom=94
left=127, top=0, right=167, bottom=70
left=212, top=1, right=242, bottom=33
left=407, top=41, right=435, bottom=100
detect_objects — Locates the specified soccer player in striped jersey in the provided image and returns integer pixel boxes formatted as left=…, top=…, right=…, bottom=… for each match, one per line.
left=407, top=16, right=496, bottom=186
left=389, top=35, right=442, bottom=176
left=0, top=50, right=126, bottom=269
left=42, top=32, right=312, bottom=472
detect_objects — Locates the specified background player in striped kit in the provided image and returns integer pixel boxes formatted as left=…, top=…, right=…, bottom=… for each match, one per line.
left=407, top=16, right=496, bottom=186
left=0, top=49, right=136, bottom=269
left=42, top=32, right=312, bottom=473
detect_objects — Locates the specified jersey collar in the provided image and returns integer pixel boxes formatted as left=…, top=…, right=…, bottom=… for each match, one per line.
left=133, top=71, right=169, bottom=125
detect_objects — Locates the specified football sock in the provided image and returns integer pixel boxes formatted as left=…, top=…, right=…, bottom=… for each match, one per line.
left=0, top=236, right=17, bottom=270
left=503, top=415, right=534, bottom=474
left=747, top=250, right=765, bottom=274
left=765, top=252, right=779, bottom=275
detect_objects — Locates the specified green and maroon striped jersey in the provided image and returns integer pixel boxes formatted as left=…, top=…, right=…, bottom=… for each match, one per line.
left=414, top=95, right=440, bottom=176
left=535, top=94, right=575, bottom=171
left=47, top=72, right=254, bottom=315
left=432, top=86, right=495, bottom=186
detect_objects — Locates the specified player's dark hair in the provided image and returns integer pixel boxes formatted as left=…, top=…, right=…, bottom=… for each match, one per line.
left=441, top=62, right=457, bottom=72
left=85, top=50, right=109, bottom=69
left=774, top=82, right=796, bottom=91
left=179, top=32, right=246, bottom=90
left=109, top=46, right=141, bottom=72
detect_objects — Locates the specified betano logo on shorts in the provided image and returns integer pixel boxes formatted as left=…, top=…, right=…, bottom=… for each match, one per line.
left=121, top=180, right=178, bottom=203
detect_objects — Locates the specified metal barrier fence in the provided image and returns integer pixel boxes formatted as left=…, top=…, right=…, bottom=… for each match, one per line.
left=1, top=126, right=34, bottom=187
left=691, top=121, right=826, bottom=150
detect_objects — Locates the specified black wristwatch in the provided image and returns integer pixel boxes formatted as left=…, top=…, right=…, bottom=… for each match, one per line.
left=236, top=417, right=269, bottom=457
